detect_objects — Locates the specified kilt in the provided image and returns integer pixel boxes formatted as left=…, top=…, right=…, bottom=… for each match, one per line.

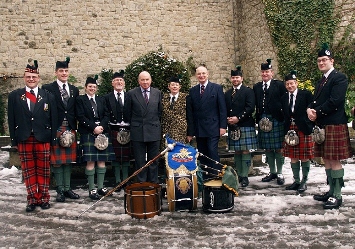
left=50, top=125, right=77, bottom=164
left=110, top=130, right=134, bottom=163
left=314, top=124, right=352, bottom=160
left=258, top=114, right=284, bottom=150
left=80, top=133, right=116, bottom=162
left=228, top=126, right=258, bottom=151
left=283, top=123, right=314, bottom=159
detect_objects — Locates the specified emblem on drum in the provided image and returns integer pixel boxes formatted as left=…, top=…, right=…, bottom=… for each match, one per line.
left=175, top=176, right=192, bottom=194
left=172, top=148, right=193, bottom=163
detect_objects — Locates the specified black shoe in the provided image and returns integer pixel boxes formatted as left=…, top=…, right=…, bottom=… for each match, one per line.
left=261, top=173, right=277, bottom=182
left=64, top=189, right=80, bottom=199
left=297, top=182, right=307, bottom=193
left=323, top=196, right=342, bottom=209
left=241, top=177, right=249, bottom=188
left=40, top=202, right=51, bottom=209
left=25, top=204, right=36, bottom=212
left=56, top=191, right=66, bottom=202
left=98, top=187, right=112, bottom=196
left=89, top=189, right=100, bottom=200
left=285, top=182, right=300, bottom=190
left=276, top=174, right=285, bottom=185
left=313, top=192, right=332, bottom=202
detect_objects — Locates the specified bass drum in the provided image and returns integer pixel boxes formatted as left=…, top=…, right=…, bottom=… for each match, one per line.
left=166, top=173, right=198, bottom=212
left=202, top=179, right=234, bottom=213
left=124, top=182, right=162, bottom=219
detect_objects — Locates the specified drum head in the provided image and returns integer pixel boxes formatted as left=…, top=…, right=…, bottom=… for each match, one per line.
left=204, top=179, right=222, bottom=187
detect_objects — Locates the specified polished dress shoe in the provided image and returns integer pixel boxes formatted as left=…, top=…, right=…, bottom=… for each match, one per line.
left=89, top=189, right=100, bottom=200
left=323, top=197, right=342, bottom=209
left=297, top=182, right=307, bottom=193
left=285, top=182, right=300, bottom=190
left=98, top=187, right=112, bottom=196
left=241, top=177, right=249, bottom=188
left=40, top=202, right=51, bottom=209
left=64, top=189, right=80, bottom=199
left=313, top=192, right=332, bottom=202
left=56, top=191, right=66, bottom=202
left=261, top=173, right=277, bottom=182
left=276, top=174, right=285, bottom=185
left=25, top=204, right=36, bottom=212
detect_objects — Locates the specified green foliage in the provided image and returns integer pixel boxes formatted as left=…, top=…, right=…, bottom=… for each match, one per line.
left=97, top=68, right=114, bottom=96
left=297, top=79, right=315, bottom=94
left=124, top=50, right=191, bottom=93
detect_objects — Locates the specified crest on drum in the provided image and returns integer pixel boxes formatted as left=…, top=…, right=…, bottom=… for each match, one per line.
left=175, top=176, right=192, bottom=194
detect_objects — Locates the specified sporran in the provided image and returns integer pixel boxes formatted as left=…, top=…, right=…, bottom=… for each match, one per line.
left=259, top=117, right=273, bottom=132
left=284, top=130, right=299, bottom=146
left=117, top=128, right=130, bottom=145
left=94, top=134, right=109, bottom=150
left=229, top=126, right=241, bottom=141
left=312, top=125, right=325, bottom=144
left=59, top=130, right=75, bottom=148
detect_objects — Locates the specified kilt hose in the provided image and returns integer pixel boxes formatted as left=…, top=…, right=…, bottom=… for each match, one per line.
left=258, top=114, right=284, bottom=150
left=314, top=124, right=352, bottom=160
left=80, top=133, right=116, bottom=162
left=228, top=126, right=258, bottom=151
left=50, top=125, right=77, bottom=164
left=109, top=130, right=134, bottom=163
left=283, top=123, right=314, bottom=159
left=17, top=135, right=51, bottom=205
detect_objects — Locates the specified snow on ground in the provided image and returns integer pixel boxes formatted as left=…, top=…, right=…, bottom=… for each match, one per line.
left=0, top=151, right=355, bottom=249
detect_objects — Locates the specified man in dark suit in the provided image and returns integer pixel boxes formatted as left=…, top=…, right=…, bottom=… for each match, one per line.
left=225, top=66, right=257, bottom=187
left=253, top=59, right=287, bottom=185
left=105, top=70, right=133, bottom=190
left=186, top=65, right=227, bottom=180
left=42, top=57, right=80, bottom=202
left=125, top=71, right=162, bottom=183
left=307, top=44, right=352, bottom=209
left=281, top=70, right=314, bottom=193
left=8, top=61, right=57, bottom=212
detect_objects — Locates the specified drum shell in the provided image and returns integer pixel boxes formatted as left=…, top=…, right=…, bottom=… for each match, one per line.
left=202, top=179, right=234, bottom=213
left=167, top=173, right=198, bottom=212
left=124, top=182, right=162, bottom=219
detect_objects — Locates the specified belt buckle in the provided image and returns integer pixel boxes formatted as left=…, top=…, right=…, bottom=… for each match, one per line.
left=62, top=121, right=69, bottom=126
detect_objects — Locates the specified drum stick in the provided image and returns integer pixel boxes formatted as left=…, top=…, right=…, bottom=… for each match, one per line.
left=76, top=143, right=176, bottom=219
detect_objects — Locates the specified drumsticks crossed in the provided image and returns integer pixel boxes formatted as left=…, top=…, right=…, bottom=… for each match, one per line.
left=76, top=143, right=176, bottom=219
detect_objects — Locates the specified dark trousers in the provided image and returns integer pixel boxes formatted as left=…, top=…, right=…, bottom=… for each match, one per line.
left=196, top=136, right=221, bottom=180
left=132, top=140, right=160, bottom=183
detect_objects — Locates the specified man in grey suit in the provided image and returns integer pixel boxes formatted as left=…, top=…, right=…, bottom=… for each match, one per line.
left=126, top=71, right=163, bottom=183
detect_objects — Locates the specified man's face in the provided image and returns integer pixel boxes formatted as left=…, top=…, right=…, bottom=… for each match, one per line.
left=317, top=56, right=334, bottom=73
left=195, top=66, right=209, bottom=84
left=112, top=77, right=125, bottom=92
left=231, top=76, right=243, bottom=87
left=285, top=79, right=298, bottom=93
left=138, top=72, right=152, bottom=90
left=24, top=72, right=40, bottom=89
left=85, top=83, right=97, bottom=96
left=55, top=68, right=69, bottom=82
left=168, top=82, right=181, bottom=95
left=261, top=69, right=274, bottom=82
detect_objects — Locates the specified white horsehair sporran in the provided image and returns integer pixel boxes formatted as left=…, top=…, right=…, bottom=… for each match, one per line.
left=117, top=128, right=130, bottom=145
left=94, top=134, right=109, bottom=150
left=284, top=130, right=299, bottom=146
left=312, top=125, right=325, bottom=144
left=59, top=130, right=75, bottom=148
left=259, top=117, right=273, bottom=132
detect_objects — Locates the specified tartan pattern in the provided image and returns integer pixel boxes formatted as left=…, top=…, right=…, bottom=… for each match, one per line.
left=50, top=126, right=77, bottom=164
left=228, top=126, right=257, bottom=151
left=283, top=123, right=314, bottom=159
left=314, top=124, right=351, bottom=160
left=80, top=133, right=116, bottom=162
left=17, top=135, right=51, bottom=205
left=110, top=130, right=134, bottom=163
left=258, top=114, right=284, bottom=150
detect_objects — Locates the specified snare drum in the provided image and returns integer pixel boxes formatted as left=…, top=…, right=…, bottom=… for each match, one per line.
left=167, top=173, right=198, bottom=212
left=124, top=182, right=162, bottom=219
left=202, top=179, right=234, bottom=213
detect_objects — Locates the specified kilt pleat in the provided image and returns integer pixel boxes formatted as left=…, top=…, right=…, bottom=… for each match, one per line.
left=258, top=114, right=284, bottom=150
left=228, top=126, right=258, bottom=151
left=283, top=123, right=314, bottom=159
left=80, top=133, right=116, bottom=162
left=50, top=126, right=77, bottom=164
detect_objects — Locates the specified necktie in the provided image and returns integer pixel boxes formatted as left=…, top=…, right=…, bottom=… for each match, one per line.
left=143, top=90, right=149, bottom=104
left=263, top=83, right=267, bottom=92
left=90, top=98, right=98, bottom=118
left=316, top=76, right=327, bottom=95
left=117, top=92, right=123, bottom=107
left=289, top=93, right=294, bottom=113
left=29, top=90, right=36, bottom=112
left=61, top=84, right=69, bottom=107
left=170, top=96, right=175, bottom=110
left=200, top=85, right=205, bottom=96
left=231, top=88, right=237, bottom=98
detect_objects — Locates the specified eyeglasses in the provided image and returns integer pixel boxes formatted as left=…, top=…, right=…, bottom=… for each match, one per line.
left=317, top=58, right=331, bottom=64
left=25, top=76, right=39, bottom=80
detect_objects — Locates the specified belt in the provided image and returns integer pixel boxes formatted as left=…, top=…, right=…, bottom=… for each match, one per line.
left=61, top=120, right=69, bottom=126
left=110, top=124, right=130, bottom=131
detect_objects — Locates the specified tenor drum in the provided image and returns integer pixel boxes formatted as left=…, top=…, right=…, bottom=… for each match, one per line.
left=202, top=179, right=234, bottom=213
left=124, top=182, right=162, bottom=219
left=167, top=173, right=198, bottom=212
